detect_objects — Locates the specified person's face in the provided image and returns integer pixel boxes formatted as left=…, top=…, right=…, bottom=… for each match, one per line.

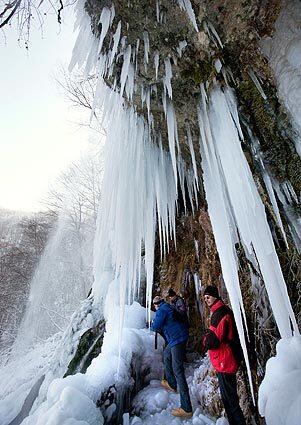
left=169, top=295, right=177, bottom=303
left=204, top=294, right=217, bottom=308
left=154, top=303, right=160, bottom=310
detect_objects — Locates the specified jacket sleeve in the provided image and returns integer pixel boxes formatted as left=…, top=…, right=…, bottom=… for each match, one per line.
left=203, top=313, right=233, bottom=351
left=151, top=308, right=166, bottom=332
left=202, top=329, right=220, bottom=351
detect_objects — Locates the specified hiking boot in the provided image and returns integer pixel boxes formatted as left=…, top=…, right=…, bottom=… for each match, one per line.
left=171, top=408, right=193, bottom=419
left=161, top=379, right=176, bottom=393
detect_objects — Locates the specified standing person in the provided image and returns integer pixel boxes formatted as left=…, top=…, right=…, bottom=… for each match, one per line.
left=166, top=288, right=188, bottom=323
left=151, top=295, right=193, bottom=419
left=202, top=285, right=246, bottom=425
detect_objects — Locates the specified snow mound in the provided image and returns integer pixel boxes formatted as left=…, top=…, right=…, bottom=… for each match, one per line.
left=259, top=335, right=301, bottom=425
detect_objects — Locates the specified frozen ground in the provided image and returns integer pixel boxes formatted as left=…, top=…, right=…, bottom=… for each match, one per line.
left=129, top=355, right=228, bottom=425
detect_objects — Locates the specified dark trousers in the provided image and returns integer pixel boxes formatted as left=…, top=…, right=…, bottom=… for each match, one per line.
left=217, top=372, right=246, bottom=425
left=164, top=341, right=192, bottom=413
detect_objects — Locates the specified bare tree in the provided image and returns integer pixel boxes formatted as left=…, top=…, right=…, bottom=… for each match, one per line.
left=0, top=0, right=75, bottom=45
left=55, top=68, right=106, bottom=135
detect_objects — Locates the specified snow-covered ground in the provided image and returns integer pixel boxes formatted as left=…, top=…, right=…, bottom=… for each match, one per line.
left=0, top=298, right=227, bottom=425
left=129, top=355, right=227, bottom=425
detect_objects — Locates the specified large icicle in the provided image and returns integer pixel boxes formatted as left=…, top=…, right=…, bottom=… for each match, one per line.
left=163, top=57, right=173, bottom=99
left=199, top=84, right=299, bottom=343
left=177, top=0, right=198, bottom=32
left=198, top=85, right=254, bottom=399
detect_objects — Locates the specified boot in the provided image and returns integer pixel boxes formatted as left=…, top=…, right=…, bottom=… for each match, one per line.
left=171, top=407, right=193, bottom=418
left=161, top=379, right=176, bottom=393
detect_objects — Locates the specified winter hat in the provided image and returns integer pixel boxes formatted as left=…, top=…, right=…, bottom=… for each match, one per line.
left=153, top=295, right=163, bottom=305
left=167, top=288, right=177, bottom=297
left=203, top=285, right=220, bottom=299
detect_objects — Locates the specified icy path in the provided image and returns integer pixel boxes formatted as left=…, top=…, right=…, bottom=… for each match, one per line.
left=129, top=356, right=228, bottom=425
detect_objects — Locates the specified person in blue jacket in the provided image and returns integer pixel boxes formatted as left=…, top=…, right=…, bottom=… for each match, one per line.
left=151, top=295, right=193, bottom=419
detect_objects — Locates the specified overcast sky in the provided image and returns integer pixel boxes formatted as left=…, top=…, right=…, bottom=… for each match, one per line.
left=0, top=7, right=95, bottom=212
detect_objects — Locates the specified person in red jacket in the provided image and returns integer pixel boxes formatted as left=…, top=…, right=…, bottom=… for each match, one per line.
left=202, top=285, right=246, bottom=425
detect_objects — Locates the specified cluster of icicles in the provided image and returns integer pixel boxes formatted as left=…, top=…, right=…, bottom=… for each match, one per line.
left=70, top=0, right=299, bottom=397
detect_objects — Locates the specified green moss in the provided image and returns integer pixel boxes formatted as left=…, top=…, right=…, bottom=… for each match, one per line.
left=237, top=79, right=301, bottom=192
left=64, top=320, right=105, bottom=377
left=181, top=58, right=215, bottom=84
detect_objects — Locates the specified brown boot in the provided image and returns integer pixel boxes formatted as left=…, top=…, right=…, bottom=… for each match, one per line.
left=171, top=408, right=193, bottom=419
left=161, top=379, right=176, bottom=393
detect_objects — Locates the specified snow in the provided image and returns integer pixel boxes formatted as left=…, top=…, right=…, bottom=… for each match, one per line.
left=130, top=355, right=225, bottom=425
left=0, top=336, right=59, bottom=424
left=260, top=0, right=301, bottom=156
left=17, top=298, right=164, bottom=425
left=4, top=2, right=300, bottom=424
left=259, top=335, right=301, bottom=425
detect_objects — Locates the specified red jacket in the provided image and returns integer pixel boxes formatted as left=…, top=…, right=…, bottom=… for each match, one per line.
left=202, top=300, right=238, bottom=374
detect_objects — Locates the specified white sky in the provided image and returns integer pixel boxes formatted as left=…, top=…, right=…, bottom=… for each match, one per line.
left=0, top=7, right=95, bottom=212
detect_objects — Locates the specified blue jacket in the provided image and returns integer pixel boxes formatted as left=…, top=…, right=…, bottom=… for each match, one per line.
left=151, top=301, right=189, bottom=347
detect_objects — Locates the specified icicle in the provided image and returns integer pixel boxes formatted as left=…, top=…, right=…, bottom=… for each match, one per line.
left=143, top=31, right=150, bottom=71
left=186, top=121, right=199, bottom=189
left=194, top=273, right=203, bottom=315
left=204, top=21, right=223, bottom=48
left=125, top=62, right=135, bottom=101
left=120, top=45, right=132, bottom=97
left=273, top=180, right=301, bottom=253
left=164, top=57, right=173, bottom=99
left=109, top=21, right=121, bottom=66
left=146, top=87, right=151, bottom=123
left=156, top=0, right=160, bottom=22
left=98, top=7, right=113, bottom=53
left=166, top=99, right=178, bottom=187
left=248, top=69, right=267, bottom=100
left=162, top=89, right=167, bottom=115
left=176, top=40, right=187, bottom=57
left=177, top=0, right=199, bottom=32
left=154, top=50, right=159, bottom=79
left=214, top=58, right=222, bottom=73
left=247, top=126, right=288, bottom=247
left=198, top=85, right=254, bottom=401
left=194, top=239, right=199, bottom=261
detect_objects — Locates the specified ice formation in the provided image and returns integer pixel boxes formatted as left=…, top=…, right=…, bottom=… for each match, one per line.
left=177, top=0, right=199, bottom=32
left=259, top=335, right=301, bottom=425
left=260, top=0, right=301, bottom=156
left=2, top=1, right=301, bottom=424
left=198, top=84, right=299, bottom=399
